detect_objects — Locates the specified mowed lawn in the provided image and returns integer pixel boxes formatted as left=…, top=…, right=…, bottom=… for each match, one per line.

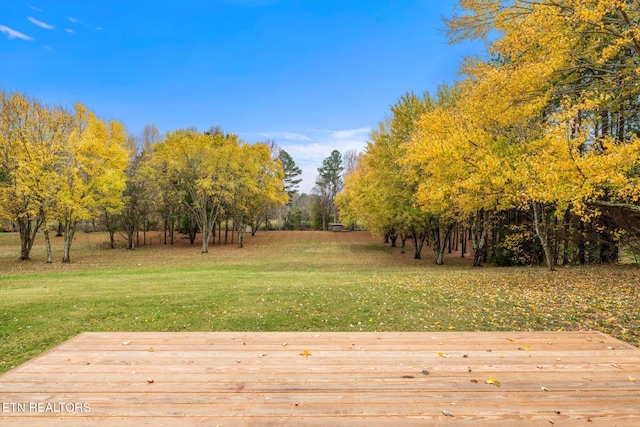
left=0, top=230, right=638, bottom=374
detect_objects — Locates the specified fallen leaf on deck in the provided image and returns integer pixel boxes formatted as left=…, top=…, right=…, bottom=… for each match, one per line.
left=629, top=375, right=637, bottom=382
left=147, top=379, right=154, bottom=384
left=485, top=377, right=501, bottom=387
left=442, top=409, right=454, bottom=417
left=300, top=349, right=311, bottom=357
left=437, top=352, right=449, bottom=358
left=148, top=347, right=155, bottom=352
left=122, top=341, right=131, bottom=346
left=519, top=345, right=531, bottom=351
left=422, top=369, right=430, bottom=375
left=541, top=386, right=549, bottom=391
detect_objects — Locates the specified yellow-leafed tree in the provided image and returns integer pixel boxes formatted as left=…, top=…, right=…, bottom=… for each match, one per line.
left=151, top=130, right=240, bottom=253
left=58, top=103, right=129, bottom=263
left=0, top=92, right=73, bottom=262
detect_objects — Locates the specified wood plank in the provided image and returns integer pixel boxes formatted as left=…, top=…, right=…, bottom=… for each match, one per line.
left=1, top=331, right=639, bottom=425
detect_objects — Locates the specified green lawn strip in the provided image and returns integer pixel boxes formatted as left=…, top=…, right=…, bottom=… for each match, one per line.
left=1, top=233, right=638, bottom=374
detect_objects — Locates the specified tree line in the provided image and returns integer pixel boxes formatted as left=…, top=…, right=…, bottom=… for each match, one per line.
left=0, top=89, right=362, bottom=263
left=337, top=0, right=640, bottom=269
left=0, top=93, right=318, bottom=262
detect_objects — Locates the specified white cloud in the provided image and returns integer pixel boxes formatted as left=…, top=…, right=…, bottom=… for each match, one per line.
left=0, top=24, right=34, bottom=41
left=65, top=28, right=73, bottom=33
left=68, top=17, right=79, bottom=24
left=29, top=6, right=43, bottom=12
left=330, top=127, right=371, bottom=139
left=28, top=17, right=54, bottom=30
left=245, top=127, right=371, bottom=193
left=253, top=131, right=313, bottom=142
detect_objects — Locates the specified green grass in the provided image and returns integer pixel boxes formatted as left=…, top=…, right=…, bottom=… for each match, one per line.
left=1, top=230, right=638, bottom=374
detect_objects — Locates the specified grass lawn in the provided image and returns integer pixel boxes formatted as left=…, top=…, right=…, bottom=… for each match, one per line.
left=1, top=230, right=638, bottom=374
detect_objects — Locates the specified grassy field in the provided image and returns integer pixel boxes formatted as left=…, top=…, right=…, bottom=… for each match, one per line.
left=1, top=230, right=638, bottom=374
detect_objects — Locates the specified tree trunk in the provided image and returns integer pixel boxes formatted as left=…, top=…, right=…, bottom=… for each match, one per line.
left=454, top=225, right=459, bottom=252
left=56, top=221, right=64, bottom=237
left=400, top=234, right=407, bottom=254
left=460, top=226, right=467, bottom=258
left=18, top=214, right=43, bottom=261
left=432, top=223, right=454, bottom=265
left=411, top=229, right=427, bottom=260
left=201, top=219, right=211, bottom=253
left=18, top=218, right=33, bottom=261
left=188, top=219, right=197, bottom=245
left=562, top=208, right=571, bottom=265
left=164, top=210, right=168, bottom=245
left=238, top=228, right=245, bottom=248
left=62, top=220, right=76, bottom=263
left=389, top=228, right=397, bottom=247
left=531, top=201, right=555, bottom=271
left=471, top=210, right=489, bottom=267
left=127, top=227, right=136, bottom=250
left=44, top=229, right=53, bottom=264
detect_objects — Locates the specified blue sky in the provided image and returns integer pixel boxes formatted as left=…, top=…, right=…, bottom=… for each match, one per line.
left=0, top=0, right=486, bottom=192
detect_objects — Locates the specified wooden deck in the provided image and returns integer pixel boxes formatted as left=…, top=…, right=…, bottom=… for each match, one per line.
left=1, top=331, right=639, bottom=426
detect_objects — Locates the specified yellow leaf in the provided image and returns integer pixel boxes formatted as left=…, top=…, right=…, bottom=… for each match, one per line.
left=485, top=377, right=501, bottom=387
left=300, top=350, right=311, bottom=357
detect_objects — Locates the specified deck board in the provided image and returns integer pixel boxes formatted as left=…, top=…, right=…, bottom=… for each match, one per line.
left=1, top=331, right=639, bottom=425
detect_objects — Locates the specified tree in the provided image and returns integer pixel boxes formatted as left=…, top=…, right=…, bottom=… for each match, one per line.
left=339, top=93, right=438, bottom=261
left=279, top=149, right=302, bottom=199
left=152, top=129, right=239, bottom=253
left=0, top=92, right=73, bottom=261
left=443, top=0, right=640, bottom=269
left=314, top=150, right=344, bottom=230
left=141, top=123, right=161, bottom=151
left=231, top=143, right=287, bottom=244
left=58, top=103, right=129, bottom=262
left=342, top=148, right=360, bottom=177
left=115, top=137, right=154, bottom=250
